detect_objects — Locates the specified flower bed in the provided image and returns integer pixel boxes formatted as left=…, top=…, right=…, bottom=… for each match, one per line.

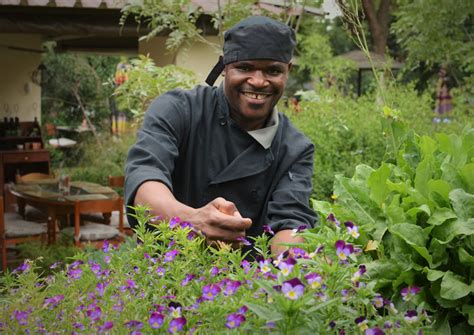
left=1, top=208, right=429, bottom=334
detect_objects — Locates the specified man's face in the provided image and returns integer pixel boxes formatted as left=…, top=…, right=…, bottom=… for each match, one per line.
left=223, top=59, right=291, bottom=131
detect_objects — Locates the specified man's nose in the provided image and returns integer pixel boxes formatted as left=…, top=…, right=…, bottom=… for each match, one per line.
left=247, top=71, right=269, bottom=88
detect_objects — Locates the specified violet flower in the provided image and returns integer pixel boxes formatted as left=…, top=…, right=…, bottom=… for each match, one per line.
left=401, top=286, right=421, bottom=301
left=335, top=240, right=354, bottom=261
left=281, top=278, right=305, bottom=300
left=225, top=313, right=246, bottom=329
left=149, top=312, right=164, bottom=329
left=202, top=284, right=221, bottom=301
left=344, top=221, right=360, bottom=238
left=278, top=257, right=296, bottom=276
left=365, top=328, right=385, bottom=335
left=168, top=317, right=186, bottom=333
left=305, top=272, right=322, bottom=289
left=163, top=249, right=179, bottom=263
left=404, top=310, right=418, bottom=323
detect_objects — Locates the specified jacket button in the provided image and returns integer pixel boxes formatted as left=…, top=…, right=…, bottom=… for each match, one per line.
left=219, top=119, right=227, bottom=126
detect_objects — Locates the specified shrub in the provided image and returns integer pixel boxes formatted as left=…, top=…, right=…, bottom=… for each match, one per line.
left=315, top=118, right=474, bottom=333
left=0, top=208, right=430, bottom=334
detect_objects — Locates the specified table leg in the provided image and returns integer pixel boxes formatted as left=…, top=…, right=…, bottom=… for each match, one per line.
left=47, top=210, right=58, bottom=245
left=17, top=198, right=26, bottom=218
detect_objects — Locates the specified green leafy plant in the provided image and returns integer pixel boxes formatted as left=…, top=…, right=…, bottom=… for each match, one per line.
left=113, top=55, right=197, bottom=125
left=315, top=119, right=474, bottom=333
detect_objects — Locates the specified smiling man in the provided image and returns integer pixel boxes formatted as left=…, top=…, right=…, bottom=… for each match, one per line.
left=125, top=16, right=317, bottom=256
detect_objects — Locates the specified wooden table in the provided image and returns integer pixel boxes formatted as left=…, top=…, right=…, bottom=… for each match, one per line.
left=10, top=180, right=118, bottom=244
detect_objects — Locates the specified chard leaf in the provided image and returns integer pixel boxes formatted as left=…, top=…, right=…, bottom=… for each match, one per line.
left=459, top=163, right=474, bottom=194
left=415, top=158, right=434, bottom=198
left=427, top=208, right=457, bottom=226
left=427, top=179, right=452, bottom=203
left=437, top=133, right=466, bottom=168
left=426, top=268, right=445, bottom=281
left=461, top=304, right=474, bottom=326
left=406, top=204, right=431, bottom=221
left=432, top=218, right=474, bottom=244
left=368, top=163, right=391, bottom=206
left=440, top=271, right=472, bottom=300
left=385, top=194, right=406, bottom=225
left=387, top=180, right=410, bottom=195
left=458, top=247, right=474, bottom=265
left=450, top=189, right=474, bottom=220
left=389, top=223, right=432, bottom=265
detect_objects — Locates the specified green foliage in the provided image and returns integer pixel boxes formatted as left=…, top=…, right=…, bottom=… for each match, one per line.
left=314, top=120, right=474, bottom=332
left=58, top=133, right=135, bottom=185
left=41, top=47, right=118, bottom=130
left=114, top=55, right=197, bottom=125
left=392, top=0, right=474, bottom=74
left=0, top=208, right=430, bottom=333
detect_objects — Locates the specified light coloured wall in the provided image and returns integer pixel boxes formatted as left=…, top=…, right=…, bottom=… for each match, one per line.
left=175, top=36, right=221, bottom=85
left=0, top=34, right=43, bottom=123
left=139, top=35, right=222, bottom=85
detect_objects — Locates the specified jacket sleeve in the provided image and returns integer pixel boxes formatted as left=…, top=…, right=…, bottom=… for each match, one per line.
left=266, top=141, right=317, bottom=232
left=124, top=90, right=189, bottom=227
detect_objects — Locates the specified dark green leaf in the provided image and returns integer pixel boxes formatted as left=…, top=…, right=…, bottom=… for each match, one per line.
left=426, top=268, right=445, bottom=281
left=458, top=247, right=474, bottom=266
left=461, top=304, right=474, bottom=326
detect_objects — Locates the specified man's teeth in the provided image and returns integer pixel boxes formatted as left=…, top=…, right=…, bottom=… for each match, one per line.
left=243, top=92, right=267, bottom=99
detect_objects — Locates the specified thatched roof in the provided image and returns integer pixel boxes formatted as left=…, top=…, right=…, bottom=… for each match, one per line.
left=339, top=50, right=404, bottom=70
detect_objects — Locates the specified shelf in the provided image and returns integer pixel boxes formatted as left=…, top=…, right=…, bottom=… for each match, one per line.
left=0, top=136, right=42, bottom=141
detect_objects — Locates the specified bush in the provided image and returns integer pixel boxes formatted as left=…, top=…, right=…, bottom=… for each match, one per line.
left=315, top=118, right=474, bottom=333
left=0, top=208, right=430, bottom=334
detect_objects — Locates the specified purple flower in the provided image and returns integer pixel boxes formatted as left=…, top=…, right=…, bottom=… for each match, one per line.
left=223, top=280, right=242, bottom=296
left=305, top=272, right=323, bottom=289
left=86, top=305, right=102, bottom=322
left=43, top=294, right=64, bottom=309
left=373, top=294, right=384, bottom=308
left=404, top=310, right=418, bottom=323
left=124, top=320, right=143, bottom=330
left=352, top=265, right=367, bottom=283
left=149, top=312, right=164, bottom=329
left=335, top=240, right=354, bottom=261
left=168, top=317, right=186, bottom=333
left=236, top=236, right=251, bottom=246
left=181, top=274, right=196, bottom=286
left=327, top=213, right=341, bottom=227
left=241, top=260, right=251, bottom=274
left=401, top=286, right=421, bottom=301
left=281, top=278, right=305, bottom=300
left=355, top=316, right=368, bottom=331
left=344, top=221, right=360, bottom=238
left=291, top=247, right=308, bottom=259
left=67, top=267, right=83, bottom=280
left=156, top=267, right=166, bottom=276
left=210, top=266, right=220, bottom=277
left=98, top=321, right=113, bottom=333
left=163, top=249, right=179, bottom=262
left=263, top=224, right=275, bottom=235
left=13, top=310, right=29, bottom=325
left=202, top=284, right=221, bottom=300
left=225, top=313, right=246, bottom=329
left=365, top=328, right=385, bottom=335
left=259, top=259, right=272, bottom=273
left=278, top=257, right=296, bottom=276
left=102, top=240, right=110, bottom=253
left=238, top=306, right=248, bottom=314
left=169, top=217, right=180, bottom=229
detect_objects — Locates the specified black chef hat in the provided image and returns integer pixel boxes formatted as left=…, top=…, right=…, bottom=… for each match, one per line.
left=205, top=16, right=296, bottom=86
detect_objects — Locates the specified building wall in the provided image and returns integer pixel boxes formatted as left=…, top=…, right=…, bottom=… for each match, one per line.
left=0, top=34, right=42, bottom=123
left=139, top=35, right=222, bottom=85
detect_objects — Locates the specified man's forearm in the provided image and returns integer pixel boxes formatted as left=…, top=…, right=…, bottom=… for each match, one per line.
left=134, top=181, right=194, bottom=221
left=270, top=229, right=304, bottom=256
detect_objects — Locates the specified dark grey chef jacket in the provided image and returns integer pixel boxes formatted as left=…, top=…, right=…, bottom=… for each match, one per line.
left=125, top=84, right=317, bottom=241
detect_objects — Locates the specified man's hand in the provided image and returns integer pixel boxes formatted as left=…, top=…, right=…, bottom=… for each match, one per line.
left=135, top=182, right=251, bottom=246
left=270, top=229, right=304, bottom=257
left=189, top=197, right=252, bottom=244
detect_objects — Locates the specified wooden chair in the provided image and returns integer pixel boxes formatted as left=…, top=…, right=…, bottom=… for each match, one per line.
left=82, top=176, right=133, bottom=236
left=62, top=197, right=124, bottom=248
left=1, top=196, right=47, bottom=272
left=15, top=172, right=55, bottom=222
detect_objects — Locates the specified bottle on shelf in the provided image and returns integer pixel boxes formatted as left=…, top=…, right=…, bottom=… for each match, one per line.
left=31, top=117, right=41, bottom=137
left=8, top=118, right=14, bottom=136
left=14, top=117, right=21, bottom=136
left=1, top=117, right=7, bottom=137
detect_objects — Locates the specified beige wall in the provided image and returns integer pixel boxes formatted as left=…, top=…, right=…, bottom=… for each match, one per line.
left=139, top=35, right=222, bottom=85
left=0, top=34, right=43, bottom=123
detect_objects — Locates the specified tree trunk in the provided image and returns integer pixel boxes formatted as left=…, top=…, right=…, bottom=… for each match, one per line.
left=362, top=0, right=391, bottom=55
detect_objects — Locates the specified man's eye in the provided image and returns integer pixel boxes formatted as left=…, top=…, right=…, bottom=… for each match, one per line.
left=237, top=66, right=251, bottom=72
left=267, top=68, right=283, bottom=75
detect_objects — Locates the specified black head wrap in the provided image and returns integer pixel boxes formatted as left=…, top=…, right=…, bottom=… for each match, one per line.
left=205, top=16, right=296, bottom=86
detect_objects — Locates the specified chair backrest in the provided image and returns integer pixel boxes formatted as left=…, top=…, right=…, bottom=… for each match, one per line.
left=108, top=175, right=124, bottom=189
left=45, top=123, right=57, bottom=137
left=16, top=172, right=55, bottom=184
left=0, top=196, right=4, bottom=236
